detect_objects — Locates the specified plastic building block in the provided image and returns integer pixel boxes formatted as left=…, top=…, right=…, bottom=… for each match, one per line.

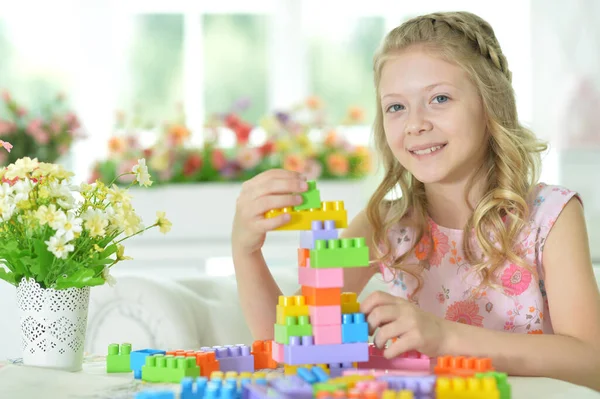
left=301, top=286, right=342, bottom=306
left=313, top=324, right=342, bottom=345
left=476, top=372, right=511, bottom=399
left=377, top=375, right=437, bottom=397
left=283, top=336, right=369, bottom=365
left=265, top=201, right=348, bottom=231
left=309, top=305, right=342, bottom=326
left=434, top=356, right=494, bottom=377
left=357, top=345, right=431, bottom=371
left=274, top=315, right=313, bottom=345
left=251, top=340, right=278, bottom=370
left=272, top=341, right=284, bottom=363
left=277, top=295, right=309, bottom=325
left=294, top=181, right=321, bottom=211
left=436, top=376, right=499, bottom=399
left=341, top=292, right=360, bottom=314
left=130, top=349, right=166, bottom=379
left=349, top=380, right=389, bottom=396
left=269, top=375, right=314, bottom=399
left=282, top=363, right=329, bottom=377
left=208, top=345, right=255, bottom=373
left=309, top=238, right=369, bottom=269
left=341, top=313, right=369, bottom=343
left=299, top=220, right=338, bottom=249
left=315, top=375, right=375, bottom=392
left=135, top=390, right=175, bottom=399
left=298, top=248, right=310, bottom=267
left=195, top=351, right=220, bottom=378
left=328, top=362, right=354, bottom=378
left=383, top=391, right=415, bottom=399
left=180, top=376, right=208, bottom=399
left=297, top=366, right=329, bottom=384
left=107, top=343, right=132, bottom=373
left=298, top=266, right=343, bottom=288
left=141, top=354, right=200, bottom=383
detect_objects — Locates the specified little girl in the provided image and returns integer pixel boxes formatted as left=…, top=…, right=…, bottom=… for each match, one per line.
left=231, top=11, right=600, bottom=390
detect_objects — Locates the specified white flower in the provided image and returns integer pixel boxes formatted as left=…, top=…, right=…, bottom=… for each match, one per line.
left=35, top=204, right=62, bottom=226
left=4, top=157, right=39, bottom=180
left=102, top=267, right=116, bottom=287
left=82, top=207, right=109, bottom=237
left=48, top=180, right=76, bottom=209
left=12, top=179, right=33, bottom=203
left=53, top=210, right=83, bottom=241
left=0, top=197, right=16, bottom=221
left=107, top=184, right=132, bottom=206
left=131, top=159, right=152, bottom=187
left=45, top=234, right=74, bottom=259
left=0, top=182, right=13, bottom=199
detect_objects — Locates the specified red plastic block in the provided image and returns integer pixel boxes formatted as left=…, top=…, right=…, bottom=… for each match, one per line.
left=272, top=341, right=285, bottom=363
left=357, top=344, right=431, bottom=371
left=298, top=266, right=343, bottom=288
left=251, top=340, right=278, bottom=370
left=313, top=324, right=342, bottom=345
left=301, top=286, right=342, bottom=306
left=309, top=305, right=342, bottom=326
left=283, top=336, right=369, bottom=365
left=298, top=248, right=310, bottom=267
left=434, top=355, right=494, bottom=377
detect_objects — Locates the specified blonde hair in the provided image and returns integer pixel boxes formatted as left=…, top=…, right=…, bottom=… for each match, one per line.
left=367, top=11, right=547, bottom=291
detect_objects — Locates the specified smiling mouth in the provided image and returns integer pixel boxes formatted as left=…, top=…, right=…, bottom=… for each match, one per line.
left=409, top=144, right=447, bottom=156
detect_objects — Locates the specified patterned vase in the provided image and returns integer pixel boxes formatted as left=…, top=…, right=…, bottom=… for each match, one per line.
left=16, top=277, right=90, bottom=371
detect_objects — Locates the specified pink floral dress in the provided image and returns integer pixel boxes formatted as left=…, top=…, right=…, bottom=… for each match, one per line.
left=379, top=183, right=580, bottom=334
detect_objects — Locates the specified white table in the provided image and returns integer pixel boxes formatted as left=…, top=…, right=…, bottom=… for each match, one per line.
left=0, top=355, right=599, bottom=399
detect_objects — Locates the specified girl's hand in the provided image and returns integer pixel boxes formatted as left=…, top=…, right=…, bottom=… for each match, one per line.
left=232, top=169, right=308, bottom=257
left=360, top=290, right=449, bottom=358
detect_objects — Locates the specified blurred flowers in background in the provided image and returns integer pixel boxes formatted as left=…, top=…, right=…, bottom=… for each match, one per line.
left=0, top=90, right=85, bottom=166
left=90, top=96, right=373, bottom=185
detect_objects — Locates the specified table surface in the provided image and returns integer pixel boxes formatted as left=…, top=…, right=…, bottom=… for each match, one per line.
left=0, top=355, right=599, bottom=399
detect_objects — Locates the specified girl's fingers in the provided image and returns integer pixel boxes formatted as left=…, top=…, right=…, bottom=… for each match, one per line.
left=254, top=213, right=291, bottom=233
left=372, top=318, right=411, bottom=349
left=360, top=290, right=398, bottom=315
left=250, top=194, right=303, bottom=216
left=383, top=330, right=421, bottom=359
left=366, top=304, right=403, bottom=335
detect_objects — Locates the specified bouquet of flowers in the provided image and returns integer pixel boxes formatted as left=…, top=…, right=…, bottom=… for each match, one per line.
left=90, top=96, right=373, bottom=185
left=0, top=146, right=171, bottom=290
left=0, top=90, right=84, bottom=166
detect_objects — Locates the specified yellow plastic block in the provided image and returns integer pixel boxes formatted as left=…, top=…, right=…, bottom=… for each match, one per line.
left=284, top=363, right=329, bottom=376
left=210, top=371, right=225, bottom=380
left=265, top=201, right=348, bottom=231
left=276, top=295, right=309, bottom=325
left=341, top=292, right=360, bottom=314
left=436, top=377, right=499, bottom=399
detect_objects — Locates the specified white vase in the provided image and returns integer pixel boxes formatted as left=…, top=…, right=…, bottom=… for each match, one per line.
left=16, top=277, right=91, bottom=372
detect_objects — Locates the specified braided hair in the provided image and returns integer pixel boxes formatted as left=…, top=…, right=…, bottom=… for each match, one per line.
left=367, top=11, right=548, bottom=292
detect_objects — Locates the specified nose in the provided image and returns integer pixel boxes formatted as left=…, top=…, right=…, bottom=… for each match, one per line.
left=405, top=107, right=433, bottom=136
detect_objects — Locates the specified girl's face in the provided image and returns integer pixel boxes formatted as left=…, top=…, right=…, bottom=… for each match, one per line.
left=380, top=48, right=488, bottom=186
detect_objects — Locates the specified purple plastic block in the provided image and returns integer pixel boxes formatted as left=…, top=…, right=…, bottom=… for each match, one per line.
left=244, top=383, right=284, bottom=399
left=284, top=337, right=368, bottom=365
left=377, top=375, right=436, bottom=397
left=269, top=376, right=313, bottom=399
left=299, top=220, right=338, bottom=249
left=328, top=362, right=354, bottom=378
left=201, top=345, right=254, bottom=373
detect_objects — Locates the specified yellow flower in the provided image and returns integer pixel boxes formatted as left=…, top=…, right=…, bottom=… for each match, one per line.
left=93, top=244, right=103, bottom=252
left=116, top=244, right=133, bottom=261
left=107, top=184, right=132, bottom=206
left=35, top=204, right=61, bottom=226
left=132, top=159, right=152, bottom=187
left=155, top=211, right=172, bottom=234
left=32, top=162, right=73, bottom=179
left=5, top=157, right=39, bottom=180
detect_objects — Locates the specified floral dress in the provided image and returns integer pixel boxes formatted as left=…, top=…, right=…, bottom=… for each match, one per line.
left=380, top=183, right=580, bottom=334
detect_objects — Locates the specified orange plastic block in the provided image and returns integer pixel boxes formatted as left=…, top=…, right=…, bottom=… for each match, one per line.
left=434, top=356, right=494, bottom=377
left=277, top=295, right=310, bottom=325
left=265, top=201, right=348, bottom=231
left=251, top=340, right=278, bottom=370
left=298, top=248, right=310, bottom=267
left=166, top=350, right=196, bottom=357
left=301, top=286, right=342, bottom=306
left=341, top=292, right=360, bottom=314
left=195, top=352, right=220, bottom=378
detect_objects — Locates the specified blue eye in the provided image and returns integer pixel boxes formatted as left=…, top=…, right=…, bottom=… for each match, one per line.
left=386, top=104, right=404, bottom=113
left=432, top=95, right=449, bottom=104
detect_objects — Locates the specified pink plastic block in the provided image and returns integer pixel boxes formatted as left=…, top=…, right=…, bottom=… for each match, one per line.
left=298, top=266, right=343, bottom=288
left=356, top=344, right=431, bottom=371
left=343, top=369, right=431, bottom=377
left=313, top=324, right=342, bottom=345
left=271, top=341, right=284, bottom=363
left=283, top=336, right=368, bottom=365
left=308, top=305, right=341, bottom=326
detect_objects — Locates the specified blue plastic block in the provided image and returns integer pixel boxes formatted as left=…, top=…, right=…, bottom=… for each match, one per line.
left=341, top=313, right=369, bottom=343
left=135, top=390, right=175, bottom=399
left=299, top=220, right=338, bottom=249
left=181, top=377, right=209, bottom=399
left=131, top=349, right=167, bottom=379
left=297, top=367, right=329, bottom=384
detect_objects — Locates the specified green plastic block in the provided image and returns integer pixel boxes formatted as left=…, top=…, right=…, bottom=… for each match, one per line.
left=294, top=180, right=321, bottom=211
left=106, top=343, right=132, bottom=373
left=476, top=372, right=511, bottom=399
left=274, top=315, right=313, bottom=344
left=309, top=238, right=369, bottom=269
left=313, top=382, right=347, bottom=393
left=141, top=354, right=200, bottom=383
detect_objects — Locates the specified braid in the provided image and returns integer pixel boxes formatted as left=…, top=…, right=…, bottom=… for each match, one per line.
left=412, top=12, right=512, bottom=82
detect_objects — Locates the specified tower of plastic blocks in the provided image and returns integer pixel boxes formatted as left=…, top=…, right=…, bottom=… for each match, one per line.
left=266, top=181, right=370, bottom=371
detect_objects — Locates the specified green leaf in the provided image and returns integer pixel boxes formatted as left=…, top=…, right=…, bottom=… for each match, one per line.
left=0, top=267, right=18, bottom=286
left=54, top=268, right=105, bottom=290
left=100, top=244, right=118, bottom=259
left=32, top=239, right=54, bottom=281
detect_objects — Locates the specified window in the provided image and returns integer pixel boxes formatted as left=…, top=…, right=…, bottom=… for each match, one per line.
left=202, top=14, right=268, bottom=124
